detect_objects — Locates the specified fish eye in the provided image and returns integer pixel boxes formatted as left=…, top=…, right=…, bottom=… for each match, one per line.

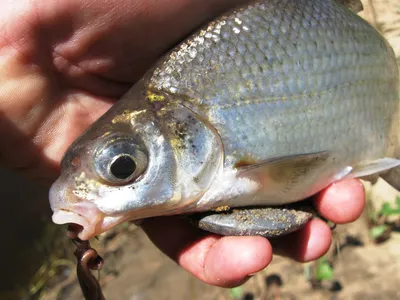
left=109, top=155, right=136, bottom=179
left=94, top=137, right=147, bottom=185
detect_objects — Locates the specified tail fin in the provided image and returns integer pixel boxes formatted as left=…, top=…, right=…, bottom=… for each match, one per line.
left=381, top=166, right=400, bottom=191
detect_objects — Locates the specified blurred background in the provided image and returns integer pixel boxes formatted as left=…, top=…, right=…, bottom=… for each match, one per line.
left=1, top=0, right=400, bottom=299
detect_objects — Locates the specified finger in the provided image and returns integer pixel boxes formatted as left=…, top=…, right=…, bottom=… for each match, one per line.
left=141, top=217, right=272, bottom=287
left=271, top=218, right=332, bottom=262
left=271, top=179, right=365, bottom=262
left=181, top=235, right=272, bottom=287
left=314, top=178, right=365, bottom=224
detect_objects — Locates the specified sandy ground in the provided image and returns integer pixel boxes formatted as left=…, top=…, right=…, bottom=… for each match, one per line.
left=1, top=0, right=400, bottom=299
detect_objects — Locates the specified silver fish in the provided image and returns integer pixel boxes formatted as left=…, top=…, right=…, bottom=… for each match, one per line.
left=50, top=0, right=400, bottom=240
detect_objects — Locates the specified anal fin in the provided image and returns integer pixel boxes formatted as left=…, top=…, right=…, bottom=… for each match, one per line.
left=188, top=203, right=314, bottom=238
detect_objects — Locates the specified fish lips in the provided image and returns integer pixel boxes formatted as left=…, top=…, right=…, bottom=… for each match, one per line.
left=49, top=181, right=122, bottom=240
left=51, top=205, right=100, bottom=240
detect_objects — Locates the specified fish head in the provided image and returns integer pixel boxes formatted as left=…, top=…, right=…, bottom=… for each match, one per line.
left=49, top=83, right=223, bottom=240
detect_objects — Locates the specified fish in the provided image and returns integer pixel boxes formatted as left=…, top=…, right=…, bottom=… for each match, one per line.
left=49, top=0, right=400, bottom=240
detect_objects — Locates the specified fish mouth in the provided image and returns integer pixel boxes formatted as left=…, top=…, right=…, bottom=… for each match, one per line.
left=52, top=208, right=98, bottom=240
left=51, top=205, right=128, bottom=240
left=49, top=179, right=132, bottom=239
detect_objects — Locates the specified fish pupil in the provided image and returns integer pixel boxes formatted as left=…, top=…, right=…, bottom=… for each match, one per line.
left=110, top=155, right=136, bottom=179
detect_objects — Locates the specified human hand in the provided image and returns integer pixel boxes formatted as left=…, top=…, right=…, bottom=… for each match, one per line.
left=0, top=0, right=365, bottom=287
left=142, top=179, right=365, bottom=287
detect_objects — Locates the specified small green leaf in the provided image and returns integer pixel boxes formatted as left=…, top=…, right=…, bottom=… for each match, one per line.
left=389, top=209, right=400, bottom=216
left=315, top=257, right=334, bottom=281
left=396, top=196, right=400, bottom=208
left=370, top=225, right=389, bottom=240
left=229, top=286, right=243, bottom=299
left=379, top=202, right=392, bottom=216
left=378, top=201, right=400, bottom=217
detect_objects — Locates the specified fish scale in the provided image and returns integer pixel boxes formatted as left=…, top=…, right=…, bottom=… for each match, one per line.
left=149, top=0, right=398, bottom=167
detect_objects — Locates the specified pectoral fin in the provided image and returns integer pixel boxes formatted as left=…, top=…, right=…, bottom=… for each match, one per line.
left=239, top=151, right=330, bottom=181
left=350, top=158, right=400, bottom=179
left=237, top=151, right=347, bottom=205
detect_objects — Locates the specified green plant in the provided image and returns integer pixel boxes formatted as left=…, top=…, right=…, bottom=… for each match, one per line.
left=315, top=257, right=334, bottom=281
left=370, top=224, right=390, bottom=240
left=305, top=256, right=335, bottom=290
left=378, top=197, right=400, bottom=216
left=229, top=286, right=244, bottom=299
left=369, top=196, right=400, bottom=242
